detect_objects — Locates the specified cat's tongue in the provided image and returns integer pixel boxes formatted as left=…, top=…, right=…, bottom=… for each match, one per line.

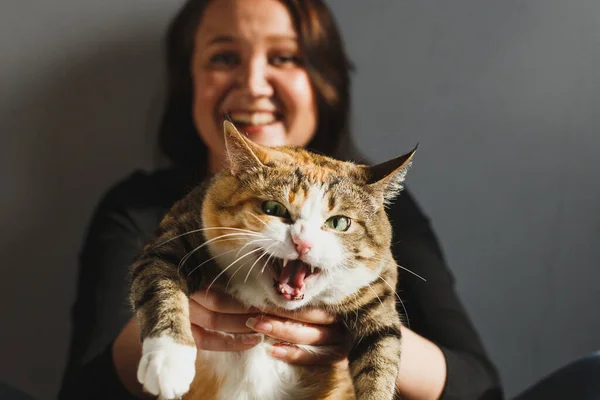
left=276, top=260, right=308, bottom=300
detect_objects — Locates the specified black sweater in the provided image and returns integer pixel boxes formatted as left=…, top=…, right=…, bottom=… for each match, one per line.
left=58, top=167, right=504, bottom=400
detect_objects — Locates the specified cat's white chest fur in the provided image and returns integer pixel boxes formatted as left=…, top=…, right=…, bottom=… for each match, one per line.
left=200, top=338, right=308, bottom=400
left=138, top=335, right=309, bottom=400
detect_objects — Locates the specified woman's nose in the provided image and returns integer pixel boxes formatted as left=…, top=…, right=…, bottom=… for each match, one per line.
left=238, top=57, right=273, bottom=97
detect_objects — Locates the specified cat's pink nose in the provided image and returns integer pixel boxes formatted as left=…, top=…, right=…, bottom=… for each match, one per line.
left=293, top=237, right=312, bottom=256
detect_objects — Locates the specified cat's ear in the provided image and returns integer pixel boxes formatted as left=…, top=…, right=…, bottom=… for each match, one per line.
left=366, top=144, right=418, bottom=204
left=223, top=120, right=269, bottom=175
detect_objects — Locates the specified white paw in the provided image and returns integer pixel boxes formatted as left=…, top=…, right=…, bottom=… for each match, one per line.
left=137, top=335, right=197, bottom=399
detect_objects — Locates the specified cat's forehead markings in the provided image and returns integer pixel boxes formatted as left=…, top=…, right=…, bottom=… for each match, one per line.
left=291, top=163, right=339, bottom=184
left=287, top=188, right=296, bottom=204
left=327, top=192, right=337, bottom=212
left=298, top=186, right=326, bottom=220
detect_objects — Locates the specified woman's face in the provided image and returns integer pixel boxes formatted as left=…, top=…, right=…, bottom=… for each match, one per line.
left=191, top=0, right=318, bottom=172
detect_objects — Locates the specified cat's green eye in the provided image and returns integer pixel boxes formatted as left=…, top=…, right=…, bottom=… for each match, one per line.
left=261, top=200, right=289, bottom=218
left=324, top=216, right=351, bottom=232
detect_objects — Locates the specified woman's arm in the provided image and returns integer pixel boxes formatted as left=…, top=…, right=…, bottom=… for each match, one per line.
left=396, top=325, right=447, bottom=400
left=390, top=188, right=504, bottom=400
left=112, top=318, right=150, bottom=399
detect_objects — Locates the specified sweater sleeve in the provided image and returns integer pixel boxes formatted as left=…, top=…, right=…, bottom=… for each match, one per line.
left=390, top=189, right=504, bottom=400
left=58, top=172, right=165, bottom=400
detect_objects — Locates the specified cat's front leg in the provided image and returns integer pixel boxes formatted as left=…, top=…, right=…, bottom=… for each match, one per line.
left=131, top=260, right=197, bottom=399
left=346, top=297, right=402, bottom=400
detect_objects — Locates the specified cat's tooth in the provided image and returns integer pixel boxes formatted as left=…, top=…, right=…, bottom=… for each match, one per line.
left=283, top=258, right=288, bottom=268
left=310, top=264, right=315, bottom=274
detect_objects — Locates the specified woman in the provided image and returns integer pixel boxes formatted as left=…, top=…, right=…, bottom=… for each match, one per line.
left=58, top=0, right=503, bottom=399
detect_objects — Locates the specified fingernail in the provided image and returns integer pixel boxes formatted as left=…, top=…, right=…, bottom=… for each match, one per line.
left=246, top=318, right=273, bottom=333
left=268, top=345, right=288, bottom=358
left=241, top=334, right=263, bottom=345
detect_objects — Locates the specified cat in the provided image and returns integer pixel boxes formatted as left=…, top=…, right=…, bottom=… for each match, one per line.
left=129, top=121, right=417, bottom=400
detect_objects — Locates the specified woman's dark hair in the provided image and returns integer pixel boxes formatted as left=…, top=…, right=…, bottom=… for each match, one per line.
left=158, top=0, right=355, bottom=169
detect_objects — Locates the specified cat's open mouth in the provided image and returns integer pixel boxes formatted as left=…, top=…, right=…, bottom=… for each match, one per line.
left=271, top=258, right=321, bottom=301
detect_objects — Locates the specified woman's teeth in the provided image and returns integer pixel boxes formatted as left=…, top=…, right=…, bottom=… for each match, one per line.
left=229, top=112, right=278, bottom=126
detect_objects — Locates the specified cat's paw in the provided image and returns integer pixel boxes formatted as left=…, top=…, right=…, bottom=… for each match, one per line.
left=137, top=335, right=197, bottom=399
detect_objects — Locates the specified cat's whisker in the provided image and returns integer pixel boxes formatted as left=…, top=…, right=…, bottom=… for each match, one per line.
left=260, top=252, right=276, bottom=280
left=360, top=255, right=427, bottom=282
left=222, top=240, right=276, bottom=291
left=226, top=257, right=251, bottom=292
left=244, top=243, right=277, bottom=283
left=178, top=232, right=260, bottom=271
left=245, top=211, right=269, bottom=228
left=245, top=243, right=278, bottom=283
left=259, top=247, right=281, bottom=276
left=338, top=263, right=352, bottom=272
left=377, top=275, right=410, bottom=329
left=189, top=236, right=250, bottom=252
left=234, top=237, right=272, bottom=259
left=366, top=283, right=385, bottom=308
left=186, top=248, right=239, bottom=278
left=224, top=244, right=274, bottom=291
left=225, top=238, right=273, bottom=291
left=396, top=264, right=426, bottom=282
left=205, top=247, right=264, bottom=297
left=157, top=226, right=261, bottom=247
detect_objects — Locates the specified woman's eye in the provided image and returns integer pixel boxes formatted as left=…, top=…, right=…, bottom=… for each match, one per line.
left=324, top=216, right=351, bottom=232
left=208, top=52, right=239, bottom=66
left=261, top=200, right=289, bottom=218
left=270, top=55, right=301, bottom=66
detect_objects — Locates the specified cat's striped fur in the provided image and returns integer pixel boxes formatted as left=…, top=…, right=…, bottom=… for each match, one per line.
left=129, top=121, right=416, bottom=399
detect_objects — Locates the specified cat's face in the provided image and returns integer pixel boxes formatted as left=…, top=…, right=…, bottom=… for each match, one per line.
left=201, top=122, right=415, bottom=310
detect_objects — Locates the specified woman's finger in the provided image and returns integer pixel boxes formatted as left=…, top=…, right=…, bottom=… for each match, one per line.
left=266, top=343, right=349, bottom=365
left=245, top=315, right=345, bottom=345
left=191, top=324, right=263, bottom=351
left=259, top=306, right=337, bottom=325
left=189, top=299, right=254, bottom=333
left=190, top=288, right=259, bottom=314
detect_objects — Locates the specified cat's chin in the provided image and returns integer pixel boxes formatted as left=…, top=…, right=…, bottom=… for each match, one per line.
left=228, top=277, right=314, bottom=311
left=267, top=295, right=312, bottom=310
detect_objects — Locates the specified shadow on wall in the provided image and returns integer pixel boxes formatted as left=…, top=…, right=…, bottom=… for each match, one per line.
left=0, top=26, right=166, bottom=399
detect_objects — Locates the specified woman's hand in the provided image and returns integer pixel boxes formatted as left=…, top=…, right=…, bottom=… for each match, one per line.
left=188, top=289, right=261, bottom=350
left=190, top=288, right=350, bottom=366
left=244, top=306, right=350, bottom=365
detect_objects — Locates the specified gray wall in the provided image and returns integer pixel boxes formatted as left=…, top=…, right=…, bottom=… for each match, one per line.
left=1, top=1, right=599, bottom=398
